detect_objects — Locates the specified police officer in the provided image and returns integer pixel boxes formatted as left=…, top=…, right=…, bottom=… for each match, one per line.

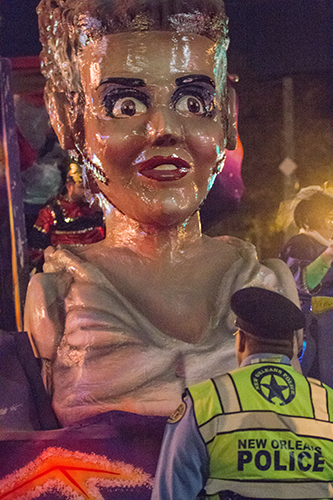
left=152, top=287, right=333, bottom=500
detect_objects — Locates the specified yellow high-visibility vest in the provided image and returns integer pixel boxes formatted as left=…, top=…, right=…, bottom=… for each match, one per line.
left=188, top=362, right=333, bottom=499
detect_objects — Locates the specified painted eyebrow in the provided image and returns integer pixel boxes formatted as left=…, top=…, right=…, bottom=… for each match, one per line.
left=98, top=77, right=146, bottom=88
left=175, top=74, right=215, bottom=87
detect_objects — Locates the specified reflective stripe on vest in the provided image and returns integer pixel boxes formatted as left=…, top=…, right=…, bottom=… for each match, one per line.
left=188, top=363, right=333, bottom=499
left=205, top=480, right=333, bottom=499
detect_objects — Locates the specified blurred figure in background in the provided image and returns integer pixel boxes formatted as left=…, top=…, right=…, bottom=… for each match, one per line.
left=16, top=94, right=68, bottom=239
left=280, top=191, right=333, bottom=388
left=28, top=161, right=105, bottom=271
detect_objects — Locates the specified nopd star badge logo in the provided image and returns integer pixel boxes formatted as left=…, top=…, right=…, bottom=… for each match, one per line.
left=251, top=365, right=296, bottom=406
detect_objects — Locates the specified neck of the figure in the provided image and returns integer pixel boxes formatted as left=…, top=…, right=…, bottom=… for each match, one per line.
left=103, top=207, right=203, bottom=261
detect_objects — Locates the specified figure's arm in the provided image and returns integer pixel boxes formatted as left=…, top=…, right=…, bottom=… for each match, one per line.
left=279, top=237, right=333, bottom=293
left=28, top=205, right=54, bottom=251
left=27, top=206, right=55, bottom=270
left=151, top=394, right=209, bottom=500
left=304, top=243, right=333, bottom=290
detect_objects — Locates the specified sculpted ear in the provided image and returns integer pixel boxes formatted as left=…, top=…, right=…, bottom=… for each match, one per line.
left=225, top=86, right=237, bottom=151
left=44, top=92, right=84, bottom=151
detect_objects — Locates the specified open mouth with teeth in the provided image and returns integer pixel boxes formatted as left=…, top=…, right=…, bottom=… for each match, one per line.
left=138, top=156, right=191, bottom=181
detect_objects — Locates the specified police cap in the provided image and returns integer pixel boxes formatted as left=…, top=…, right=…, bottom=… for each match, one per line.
left=230, top=287, right=306, bottom=339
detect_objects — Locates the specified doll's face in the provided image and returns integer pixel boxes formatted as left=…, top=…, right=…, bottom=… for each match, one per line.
left=80, top=31, right=226, bottom=226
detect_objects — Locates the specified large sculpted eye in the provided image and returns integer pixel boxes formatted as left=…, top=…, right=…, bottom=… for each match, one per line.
left=101, top=89, right=150, bottom=119
left=112, top=97, right=148, bottom=118
left=172, top=85, right=215, bottom=118
left=175, top=95, right=205, bottom=115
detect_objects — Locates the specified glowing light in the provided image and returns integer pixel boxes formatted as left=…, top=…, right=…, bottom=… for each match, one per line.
left=0, top=447, right=153, bottom=500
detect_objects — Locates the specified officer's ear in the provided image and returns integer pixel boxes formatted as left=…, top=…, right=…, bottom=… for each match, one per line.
left=45, top=91, right=85, bottom=151
left=237, top=330, right=247, bottom=354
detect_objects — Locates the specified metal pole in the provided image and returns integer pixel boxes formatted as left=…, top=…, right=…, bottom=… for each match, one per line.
left=1, top=58, right=28, bottom=331
left=281, top=76, right=298, bottom=200
left=282, top=76, right=295, bottom=161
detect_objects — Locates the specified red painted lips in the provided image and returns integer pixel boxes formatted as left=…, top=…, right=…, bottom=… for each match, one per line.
left=138, top=156, right=191, bottom=181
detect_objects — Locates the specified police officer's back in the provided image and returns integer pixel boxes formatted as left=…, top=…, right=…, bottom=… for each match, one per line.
left=152, top=287, right=333, bottom=500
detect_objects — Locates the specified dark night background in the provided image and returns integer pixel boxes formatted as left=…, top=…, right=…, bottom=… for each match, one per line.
left=0, top=0, right=332, bottom=258
left=0, top=1, right=331, bottom=72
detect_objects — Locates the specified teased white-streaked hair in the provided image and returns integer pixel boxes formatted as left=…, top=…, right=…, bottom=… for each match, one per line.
left=37, top=0, right=229, bottom=94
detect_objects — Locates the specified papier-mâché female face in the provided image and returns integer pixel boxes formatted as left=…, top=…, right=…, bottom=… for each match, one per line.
left=80, top=31, right=226, bottom=227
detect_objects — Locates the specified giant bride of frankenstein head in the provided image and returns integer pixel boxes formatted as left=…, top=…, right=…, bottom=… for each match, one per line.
left=24, top=0, right=297, bottom=427
left=38, top=0, right=236, bottom=226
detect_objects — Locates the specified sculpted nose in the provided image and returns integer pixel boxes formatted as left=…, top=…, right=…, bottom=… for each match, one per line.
left=154, top=134, right=178, bottom=147
left=148, top=106, right=184, bottom=147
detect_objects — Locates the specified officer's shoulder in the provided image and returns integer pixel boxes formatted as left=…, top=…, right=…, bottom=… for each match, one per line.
left=187, top=375, right=234, bottom=402
left=167, top=401, right=187, bottom=424
left=188, top=377, right=218, bottom=394
left=167, top=379, right=220, bottom=425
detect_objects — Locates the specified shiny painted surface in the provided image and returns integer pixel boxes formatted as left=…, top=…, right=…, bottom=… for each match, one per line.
left=23, top=3, right=300, bottom=427
left=80, top=32, right=225, bottom=228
